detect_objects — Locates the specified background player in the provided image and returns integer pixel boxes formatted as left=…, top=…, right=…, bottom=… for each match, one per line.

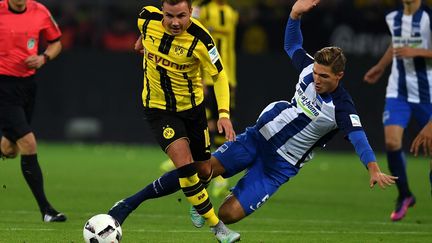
left=363, top=0, right=432, bottom=221
left=0, top=0, right=66, bottom=222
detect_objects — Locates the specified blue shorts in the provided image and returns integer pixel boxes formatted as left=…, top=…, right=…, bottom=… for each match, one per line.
left=213, top=127, right=299, bottom=216
left=383, top=98, right=432, bottom=128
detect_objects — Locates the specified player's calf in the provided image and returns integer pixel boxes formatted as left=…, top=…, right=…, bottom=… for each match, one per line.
left=218, top=195, right=246, bottom=225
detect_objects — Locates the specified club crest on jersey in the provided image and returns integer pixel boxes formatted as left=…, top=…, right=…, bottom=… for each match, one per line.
left=163, top=126, right=175, bottom=139
left=349, top=114, right=362, bottom=127
left=27, top=38, right=36, bottom=50
left=174, top=45, right=185, bottom=56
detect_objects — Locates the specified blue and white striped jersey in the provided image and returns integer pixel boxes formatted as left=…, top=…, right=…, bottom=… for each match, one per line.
left=254, top=50, right=363, bottom=168
left=385, top=4, right=432, bottom=104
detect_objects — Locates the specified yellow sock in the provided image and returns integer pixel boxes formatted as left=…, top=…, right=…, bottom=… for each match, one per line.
left=177, top=163, right=219, bottom=226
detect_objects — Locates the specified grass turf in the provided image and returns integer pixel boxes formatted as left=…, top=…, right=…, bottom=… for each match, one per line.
left=0, top=143, right=431, bottom=242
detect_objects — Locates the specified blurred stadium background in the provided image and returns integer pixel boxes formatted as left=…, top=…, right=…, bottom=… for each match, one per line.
left=30, top=0, right=430, bottom=151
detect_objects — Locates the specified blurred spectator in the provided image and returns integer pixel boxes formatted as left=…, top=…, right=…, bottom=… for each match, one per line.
left=101, top=8, right=138, bottom=52
left=35, top=0, right=406, bottom=55
left=241, top=25, right=268, bottom=54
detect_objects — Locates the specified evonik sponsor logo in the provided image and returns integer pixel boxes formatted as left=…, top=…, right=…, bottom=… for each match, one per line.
left=147, top=52, right=190, bottom=70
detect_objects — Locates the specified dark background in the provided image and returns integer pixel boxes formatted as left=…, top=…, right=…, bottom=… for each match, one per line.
left=27, top=0, right=428, bottom=151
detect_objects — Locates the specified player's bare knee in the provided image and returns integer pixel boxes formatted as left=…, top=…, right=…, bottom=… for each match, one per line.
left=16, top=134, right=37, bottom=154
left=385, top=139, right=401, bottom=151
left=195, top=161, right=212, bottom=178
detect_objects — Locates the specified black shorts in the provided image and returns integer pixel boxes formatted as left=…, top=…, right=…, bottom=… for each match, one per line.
left=144, top=103, right=211, bottom=162
left=0, top=75, right=36, bottom=142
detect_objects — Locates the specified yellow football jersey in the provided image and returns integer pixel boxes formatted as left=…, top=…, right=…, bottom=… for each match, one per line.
left=137, top=6, right=227, bottom=112
left=194, top=1, right=238, bottom=87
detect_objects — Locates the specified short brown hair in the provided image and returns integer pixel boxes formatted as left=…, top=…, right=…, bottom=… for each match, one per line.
left=313, top=47, right=346, bottom=74
left=161, top=0, right=192, bottom=7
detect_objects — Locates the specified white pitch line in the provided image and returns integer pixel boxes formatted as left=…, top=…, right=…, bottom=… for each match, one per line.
left=1, top=228, right=430, bottom=236
left=1, top=211, right=430, bottom=228
left=2, top=228, right=56, bottom=231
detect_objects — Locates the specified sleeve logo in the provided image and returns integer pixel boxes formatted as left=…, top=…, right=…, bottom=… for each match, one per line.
left=349, top=114, right=362, bottom=127
left=208, top=46, right=220, bottom=64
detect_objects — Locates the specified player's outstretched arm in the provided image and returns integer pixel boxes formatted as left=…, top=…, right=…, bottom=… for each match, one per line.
left=367, top=162, right=398, bottom=189
left=290, top=0, right=320, bottom=20
left=363, top=44, right=393, bottom=84
left=212, top=70, right=236, bottom=141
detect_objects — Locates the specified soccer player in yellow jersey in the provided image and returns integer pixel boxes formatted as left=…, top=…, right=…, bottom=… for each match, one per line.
left=109, top=0, right=240, bottom=242
left=193, top=0, right=239, bottom=198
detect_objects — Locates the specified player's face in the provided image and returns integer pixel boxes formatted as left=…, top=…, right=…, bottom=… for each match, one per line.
left=162, top=1, right=192, bottom=36
left=8, top=0, right=27, bottom=10
left=402, top=0, right=417, bottom=4
left=312, top=63, right=344, bottom=94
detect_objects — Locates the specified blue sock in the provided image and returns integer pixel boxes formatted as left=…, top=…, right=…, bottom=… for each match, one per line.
left=124, top=170, right=180, bottom=210
left=387, top=150, right=411, bottom=198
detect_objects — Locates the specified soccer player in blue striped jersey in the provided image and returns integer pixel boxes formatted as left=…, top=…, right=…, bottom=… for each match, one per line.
left=364, top=0, right=432, bottom=221
left=108, top=0, right=397, bottom=230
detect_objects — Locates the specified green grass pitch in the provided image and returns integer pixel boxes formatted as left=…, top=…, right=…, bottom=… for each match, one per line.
left=0, top=143, right=431, bottom=242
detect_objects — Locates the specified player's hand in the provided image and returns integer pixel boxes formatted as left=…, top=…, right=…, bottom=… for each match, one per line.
left=394, top=47, right=419, bottom=58
left=367, top=162, right=398, bottom=189
left=134, top=36, right=144, bottom=54
left=410, top=121, right=432, bottom=157
left=217, top=117, right=236, bottom=141
left=369, top=172, right=398, bottom=189
left=291, top=0, right=320, bottom=19
left=25, top=55, right=45, bottom=69
left=363, top=65, right=384, bottom=84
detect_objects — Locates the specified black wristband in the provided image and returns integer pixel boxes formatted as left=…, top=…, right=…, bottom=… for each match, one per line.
left=42, top=53, right=50, bottom=63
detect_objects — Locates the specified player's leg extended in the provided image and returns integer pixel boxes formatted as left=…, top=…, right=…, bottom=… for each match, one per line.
left=109, top=157, right=220, bottom=225
left=108, top=169, right=181, bottom=224
left=217, top=157, right=293, bottom=225
left=17, top=134, right=66, bottom=222
left=383, top=98, right=415, bottom=221
left=16, top=132, right=66, bottom=222
left=385, top=125, right=416, bottom=221
left=168, top=139, right=220, bottom=226
left=171, top=140, right=240, bottom=242
left=385, top=125, right=411, bottom=197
